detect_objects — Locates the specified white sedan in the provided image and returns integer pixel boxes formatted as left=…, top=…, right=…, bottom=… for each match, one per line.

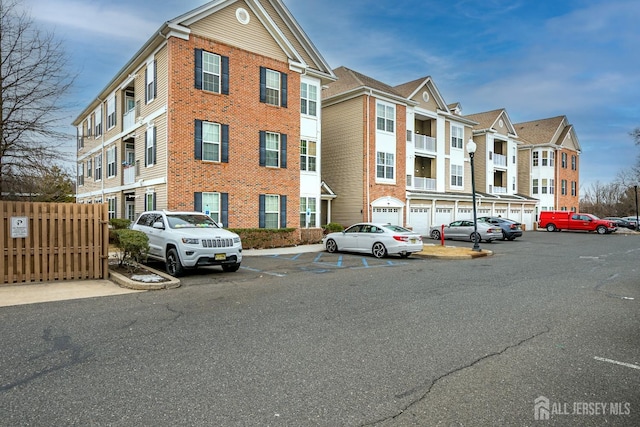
left=323, top=223, right=423, bottom=258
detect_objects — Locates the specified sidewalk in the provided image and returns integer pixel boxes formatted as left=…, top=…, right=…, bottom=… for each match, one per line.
left=0, top=243, right=488, bottom=308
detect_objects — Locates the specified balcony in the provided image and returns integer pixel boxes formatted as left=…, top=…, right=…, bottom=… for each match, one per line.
left=492, top=186, right=507, bottom=194
left=123, top=109, right=136, bottom=133
left=411, top=176, right=437, bottom=191
left=414, top=134, right=436, bottom=153
left=492, top=153, right=507, bottom=167
left=123, top=165, right=136, bottom=185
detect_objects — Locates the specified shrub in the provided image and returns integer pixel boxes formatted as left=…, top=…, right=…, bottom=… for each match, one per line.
left=112, top=229, right=149, bottom=268
left=322, top=222, right=344, bottom=234
left=109, top=218, right=131, bottom=229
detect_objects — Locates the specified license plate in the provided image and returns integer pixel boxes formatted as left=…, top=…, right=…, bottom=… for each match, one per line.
left=410, top=238, right=418, bottom=244
left=214, top=253, right=226, bottom=260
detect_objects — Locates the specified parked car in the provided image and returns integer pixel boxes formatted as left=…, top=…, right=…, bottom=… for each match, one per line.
left=429, top=220, right=503, bottom=243
left=603, top=217, right=636, bottom=230
left=538, top=211, right=616, bottom=234
left=477, top=216, right=523, bottom=241
left=323, top=223, right=423, bottom=258
left=131, top=210, right=242, bottom=276
left=620, top=216, right=639, bottom=229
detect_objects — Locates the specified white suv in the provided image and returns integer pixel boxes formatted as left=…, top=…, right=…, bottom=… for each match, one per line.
left=132, top=211, right=242, bottom=277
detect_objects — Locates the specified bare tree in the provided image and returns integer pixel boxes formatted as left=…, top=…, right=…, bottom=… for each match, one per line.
left=0, top=0, right=75, bottom=199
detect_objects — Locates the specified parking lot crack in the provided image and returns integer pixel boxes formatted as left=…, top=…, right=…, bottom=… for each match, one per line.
left=362, top=325, right=551, bottom=426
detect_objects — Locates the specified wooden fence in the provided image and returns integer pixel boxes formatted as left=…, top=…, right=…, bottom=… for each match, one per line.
left=1, top=202, right=109, bottom=285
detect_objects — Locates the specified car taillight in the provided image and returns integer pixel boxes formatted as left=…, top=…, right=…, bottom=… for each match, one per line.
left=510, top=224, right=516, bottom=229
left=393, top=235, right=409, bottom=242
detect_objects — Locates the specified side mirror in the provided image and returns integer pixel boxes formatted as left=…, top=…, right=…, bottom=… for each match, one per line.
left=152, top=221, right=165, bottom=229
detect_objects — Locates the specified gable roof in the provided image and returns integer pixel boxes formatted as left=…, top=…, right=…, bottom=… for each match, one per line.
left=322, top=66, right=414, bottom=105
left=465, top=108, right=517, bottom=137
left=393, top=76, right=450, bottom=112
left=514, top=116, right=581, bottom=151
left=74, top=0, right=335, bottom=124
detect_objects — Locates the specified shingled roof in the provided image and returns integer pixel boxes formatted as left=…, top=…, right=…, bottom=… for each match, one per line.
left=322, top=66, right=407, bottom=100
left=513, top=116, right=567, bottom=145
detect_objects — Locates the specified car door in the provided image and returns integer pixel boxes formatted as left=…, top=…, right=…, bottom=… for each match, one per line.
left=357, top=224, right=379, bottom=251
left=145, top=214, right=166, bottom=257
left=445, top=221, right=464, bottom=239
left=340, top=224, right=363, bottom=251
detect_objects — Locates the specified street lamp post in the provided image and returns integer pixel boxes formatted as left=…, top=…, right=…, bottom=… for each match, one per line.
left=466, top=138, right=481, bottom=252
left=635, top=185, right=639, bottom=231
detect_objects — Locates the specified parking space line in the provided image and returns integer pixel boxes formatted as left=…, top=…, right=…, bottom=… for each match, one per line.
left=594, top=356, right=640, bottom=370
left=240, top=266, right=286, bottom=277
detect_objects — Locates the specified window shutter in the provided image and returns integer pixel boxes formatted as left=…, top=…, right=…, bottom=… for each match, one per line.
left=114, top=149, right=118, bottom=176
left=144, top=129, right=148, bottom=166
left=152, top=127, right=157, bottom=165
left=259, top=195, right=265, bottom=228
left=221, top=56, right=229, bottom=95
left=152, top=193, right=157, bottom=210
left=280, top=134, right=287, bottom=169
left=281, top=73, right=287, bottom=108
left=145, top=69, right=148, bottom=102
left=221, top=124, right=229, bottom=163
left=259, top=67, right=266, bottom=103
left=280, top=195, right=287, bottom=228
left=259, top=131, right=266, bottom=166
left=194, top=192, right=202, bottom=212
left=195, top=49, right=203, bottom=90
left=221, top=193, right=229, bottom=227
left=195, top=120, right=203, bottom=160
left=153, top=60, right=157, bottom=98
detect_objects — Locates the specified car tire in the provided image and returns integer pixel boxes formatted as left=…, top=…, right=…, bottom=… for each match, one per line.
left=400, top=252, right=411, bottom=259
left=326, top=238, right=338, bottom=253
left=470, top=232, right=481, bottom=243
left=372, top=242, right=387, bottom=258
left=507, top=236, right=516, bottom=241
left=596, top=225, right=607, bottom=235
left=431, top=230, right=441, bottom=240
left=166, top=248, right=185, bottom=277
left=546, top=224, right=557, bottom=232
left=222, top=263, right=241, bottom=272
left=502, top=231, right=508, bottom=241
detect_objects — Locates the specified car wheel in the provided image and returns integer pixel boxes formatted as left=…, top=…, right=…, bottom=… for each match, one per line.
left=326, top=238, right=338, bottom=253
left=400, top=252, right=411, bottom=259
left=596, top=225, right=607, bottom=235
left=372, top=242, right=387, bottom=258
left=470, top=232, right=481, bottom=243
left=431, top=230, right=441, bottom=240
left=222, top=263, right=240, bottom=272
left=507, top=236, right=516, bottom=241
left=166, top=248, right=184, bottom=277
left=546, top=224, right=556, bottom=232
left=502, top=231, right=508, bottom=241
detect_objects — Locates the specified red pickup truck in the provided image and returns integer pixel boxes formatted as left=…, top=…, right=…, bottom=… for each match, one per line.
left=539, top=211, right=617, bottom=234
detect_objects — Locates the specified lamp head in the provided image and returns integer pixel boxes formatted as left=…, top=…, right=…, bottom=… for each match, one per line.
left=466, top=139, right=477, bottom=154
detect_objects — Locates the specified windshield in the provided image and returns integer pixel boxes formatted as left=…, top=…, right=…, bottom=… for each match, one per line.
left=166, top=214, right=220, bottom=229
left=382, top=224, right=413, bottom=233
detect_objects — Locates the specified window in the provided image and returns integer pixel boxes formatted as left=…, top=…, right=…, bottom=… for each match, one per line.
left=561, top=179, right=567, bottom=195
left=259, top=194, right=287, bottom=229
left=201, top=192, right=220, bottom=223
left=549, top=179, right=555, bottom=195
left=571, top=155, right=577, bottom=170
left=86, top=116, right=92, bottom=137
left=107, top=95, right=116, bottom=129
left=195, top=49, right=229, bottom=94
left=542, top=151, right=548, bottom=166
left=259, top=131, right=287, bottom=168
left=94, top=154, right=102, bottom=180
left=77, top=125, right=83, bottom=149
left=87, top=158, right=92, bottom=178
left=541, top=179, right=548, bottom=194
left=146, top=60, right=156, bottom=103
left=376, top=151, right=394, bottom=180
left=533, top=151, right=539, bottom=166
left=77, top=164, right=84, bottom=187
left=260, top=67, right=287, bottom=107
left=300, top=82, right=317, bottom=116
left=195, top=120, right=228, bottom=163
left=145, top=126, right=156, bottom=166
left=450, top=164, right=463, bottom=187
left=94, top=105, right=102, bottom=136
left=107, top=146, right=117, bottom=178
left=451, top=125, right=463, bottom=149
left=550, top=151, right=555, bottom=167
left=300, top=197, right=316, bottom=227
left=107, top=197, right=117, bottom=220
left=202, top=122, right=221, bottom=162
left=571, top=181, right=577, bottom=196
left=532, top=179, right=539, bottom=194
left=562, top=152, right=567, bottom=168
left=376, top=102, right=395, bottom=132
left=300, top=140, right=316, bottom=171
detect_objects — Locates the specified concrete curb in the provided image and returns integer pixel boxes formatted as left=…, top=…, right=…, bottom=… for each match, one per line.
left=108, top=266, right=181, bottom=290
left=412, top=249, right=493, bottom=259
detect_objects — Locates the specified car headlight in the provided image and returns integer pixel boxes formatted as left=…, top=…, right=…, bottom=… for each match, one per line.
left=182, top=238, right=200, bottom=244
left=233, top=237, right=241, bottom=244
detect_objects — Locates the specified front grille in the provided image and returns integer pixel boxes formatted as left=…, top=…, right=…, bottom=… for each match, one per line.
left=201, top=238, right=234, bottom=248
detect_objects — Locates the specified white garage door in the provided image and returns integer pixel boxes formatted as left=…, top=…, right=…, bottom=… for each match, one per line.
left=372, top=207, right=402, bottom=225
left=408, top=207, right=431, bottom=236
left=434, top=208, right=453, bottom=228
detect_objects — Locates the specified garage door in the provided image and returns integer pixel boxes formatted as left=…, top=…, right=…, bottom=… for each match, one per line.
left=408, top=207, right=431, bottom=236
left=372, top=207, right=401, bottom=225
left=434, top=208, right=453, bottom=228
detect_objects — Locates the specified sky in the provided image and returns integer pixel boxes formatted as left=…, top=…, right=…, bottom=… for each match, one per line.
left=21, top=0, right=640, bottom=191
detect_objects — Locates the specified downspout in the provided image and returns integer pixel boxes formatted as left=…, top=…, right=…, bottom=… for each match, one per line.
left=366, top=89, right=372, bottom=222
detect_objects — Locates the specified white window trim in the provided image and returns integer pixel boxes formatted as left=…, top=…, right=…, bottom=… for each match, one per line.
left=146, top=60, right=155, bottom=103
left=265, top=69, right=281, bottom=106
left=451, top=125, right=464, bottom=150
left=264, top=194, right=280, bottom=228
left=202, top=121, right=221, bottom=162
left=376, top=101, right=395, bottom=133
left=265, top=131, right=280, bottom=168
left=201, top=192, right=221, bottom=223
left=376, top=151, right=395, bottom=182
left=300, top=82, right=318, bottom=117
left=106, top=146, right=116, bottom=178
left=202, top=51, right=221, bottom=94
left=146, top=125, right=155, bottom=167
left=450, top=164, right=463, bottom=188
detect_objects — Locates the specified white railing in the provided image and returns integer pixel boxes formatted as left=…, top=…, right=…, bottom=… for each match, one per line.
left=123, top=109, right=136, bottom=133
left=413, top=177, right=437, bottom=191
left=414, top=134, right=436, bottom=152
left=493, top=186, right=507, bottom=194
left=123, top=166, right=135, bottom=185
left=493, top=153, right=507, bottom=167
